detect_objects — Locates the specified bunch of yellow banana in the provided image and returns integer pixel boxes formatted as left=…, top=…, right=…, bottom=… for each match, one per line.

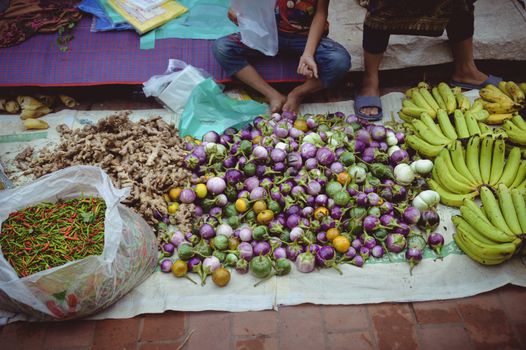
left=503, top=115, right=526, bottom=145
left=427, top=136, right=526, bottom=207
left=400, top=82, right=476, bottom=120
left=405, top=108, right=491, bottom=158
left=452, top=185, right=525, bottom=265
left=478, top=82, right=524, bottom=124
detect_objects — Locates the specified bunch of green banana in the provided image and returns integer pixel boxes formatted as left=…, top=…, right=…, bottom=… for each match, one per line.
left=405, top=108, right=490, bottom=158
left=503, top=115, right=526, bottom=145
left=401, top=82, right=466, bottom=119
left=452, top=185, right=525, bottom=265
left=478, top=82, right=524, bottom=124
left=427, top=136, right=526, bottom=207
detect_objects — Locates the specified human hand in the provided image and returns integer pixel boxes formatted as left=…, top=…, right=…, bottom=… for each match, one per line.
left=297, top=55, right=318, bottom=79
left=227, top=8, right=238, bottom=25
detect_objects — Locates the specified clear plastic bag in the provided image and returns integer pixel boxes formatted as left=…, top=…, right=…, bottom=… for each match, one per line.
left=231, top=0, right=278, bottom=56
left=0, top=166, right=158, bottom=320
left=143, top=59, right=210, bottom=114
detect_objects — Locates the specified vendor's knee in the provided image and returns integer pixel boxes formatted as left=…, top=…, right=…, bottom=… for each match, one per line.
left=332, top=49, right=351, bottom=75
left=320, top=48, right=351, bottom=87
left=212, top=36, right=236, bottom=62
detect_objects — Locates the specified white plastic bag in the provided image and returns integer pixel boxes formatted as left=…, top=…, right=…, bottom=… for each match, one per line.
left=143, top=59, right=209, bottom=114
left=0, top=166, right=158, bottom=320
left=231, top=0, right=278, bottom=56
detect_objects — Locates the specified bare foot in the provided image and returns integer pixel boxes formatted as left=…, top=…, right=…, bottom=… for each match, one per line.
left=268, top=93, right=286, bottom=113
left=359, top=75, right=381, bottom=116
left=283, top=92, right=304, bottom=114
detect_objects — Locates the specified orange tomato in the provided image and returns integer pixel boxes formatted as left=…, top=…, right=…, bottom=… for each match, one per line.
left=314, top=207, right=329, bottom=220
left=326, top=228, right=340, bottom=241
left=333, top=236, right=350, bottom=253
left=168, top=187, right=182, bottom=201
left=337, top=172, right=351, bottom=185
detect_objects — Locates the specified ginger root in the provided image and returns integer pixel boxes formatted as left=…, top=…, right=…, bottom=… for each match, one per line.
left=12, top=111, right=195, bottom=227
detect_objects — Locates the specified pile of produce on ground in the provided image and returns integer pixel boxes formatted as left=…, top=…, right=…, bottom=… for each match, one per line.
left=156, top=111, right=447, bottom=287
left=0, top=94, right=78, bottom=130
left=0, top=197, right=105, bottom=277
left=477, top=81, right=525, bottom=123
left=11, top=112, right=200, bottom=228
left=428, top=137, right=526, bottom=206
left=452, top=184, right=526, bottom=265
left=401, top=81, right=526, bottom=266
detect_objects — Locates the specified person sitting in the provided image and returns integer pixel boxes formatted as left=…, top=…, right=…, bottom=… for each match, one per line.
left=213, top=0, right=351, bottom=114
left=355, top=0, right=502, bottom=121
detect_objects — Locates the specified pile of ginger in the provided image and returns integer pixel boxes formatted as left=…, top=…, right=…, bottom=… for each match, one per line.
left=13, top=112, right=203, bottom=230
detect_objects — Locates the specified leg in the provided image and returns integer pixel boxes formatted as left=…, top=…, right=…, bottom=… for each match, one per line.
left=359, top=25, right=390, bottom=117
left=234, top=66, right=286, bottom=113
left=447, top=8, right=488, bottom=85
left=360, top=50, right=384, bottom=116
left=283, top=78, right=324, bottom=113
left=212, top=34, right=286, bottom=112
left=283, top=36, right=351, bottom=113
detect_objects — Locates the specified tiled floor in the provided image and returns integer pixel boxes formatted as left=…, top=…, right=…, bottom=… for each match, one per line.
left=1, top=285, right=525, bottom=350
left=1, top=76, right=526, bottom=349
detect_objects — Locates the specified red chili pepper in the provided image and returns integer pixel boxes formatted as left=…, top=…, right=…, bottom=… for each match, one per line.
left=66, top=294, right=78, bottom=308
left=46, top=300, right=65, bottom=318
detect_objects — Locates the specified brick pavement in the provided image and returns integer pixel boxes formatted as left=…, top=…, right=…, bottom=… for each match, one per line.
left=1, top=285, right=525, bottom=350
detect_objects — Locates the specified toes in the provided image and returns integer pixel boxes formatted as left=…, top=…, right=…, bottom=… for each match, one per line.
left=359, top=107, right=379, bottom=116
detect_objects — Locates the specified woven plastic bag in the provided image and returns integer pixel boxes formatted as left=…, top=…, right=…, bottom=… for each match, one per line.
left=0, top=166, right=157, bottom=320
left=231, top=0, right=278, bottom=56
left=179, top=77, right=268, bottom=139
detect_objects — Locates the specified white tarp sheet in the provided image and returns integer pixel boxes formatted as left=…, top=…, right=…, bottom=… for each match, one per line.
left=330, top=0, right=526, bottom=71
left=0, top=97, right=525, bottom=323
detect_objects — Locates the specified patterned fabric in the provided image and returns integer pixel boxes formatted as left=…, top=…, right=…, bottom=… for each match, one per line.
left=0, top=0, right=82, bottom=48
left=275, top=0, right=328, bottom=36
left=364, top=0, right=474, bottom=36
left=0, top=17, right=305, bottom=86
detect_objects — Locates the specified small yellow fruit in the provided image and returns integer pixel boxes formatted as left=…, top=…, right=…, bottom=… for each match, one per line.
left=314, top=207, right=329, bottom=220
left=326, top=228, right=340, bottom=241
left=195, top=184, right=207, bottom=199
left=235, top=198, right=249, bottom=213
left=167, top=202, right=179, bottom=214
left=293, top=119, right=309, bottom=132
left=212, top=267, right=231, bottom=287
left=333, top=236, right=351, bottom=253
left=257, top=210, right=274, bottom=224
left=171, top=260, right=188, bottom=277
left=253, top=200, right=267, bottom=214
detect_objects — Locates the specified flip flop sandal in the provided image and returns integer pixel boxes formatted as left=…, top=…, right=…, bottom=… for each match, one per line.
left=450, top=74, right=502, bottom=90
left=354, top=95, right=383, bottom=121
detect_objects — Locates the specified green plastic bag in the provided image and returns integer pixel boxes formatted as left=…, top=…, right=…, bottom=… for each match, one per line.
left=179, top=78, right=268, bottom=139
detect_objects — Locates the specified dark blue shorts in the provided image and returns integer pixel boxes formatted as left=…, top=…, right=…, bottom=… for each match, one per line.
left=213, top=32, right=351, bottom=88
